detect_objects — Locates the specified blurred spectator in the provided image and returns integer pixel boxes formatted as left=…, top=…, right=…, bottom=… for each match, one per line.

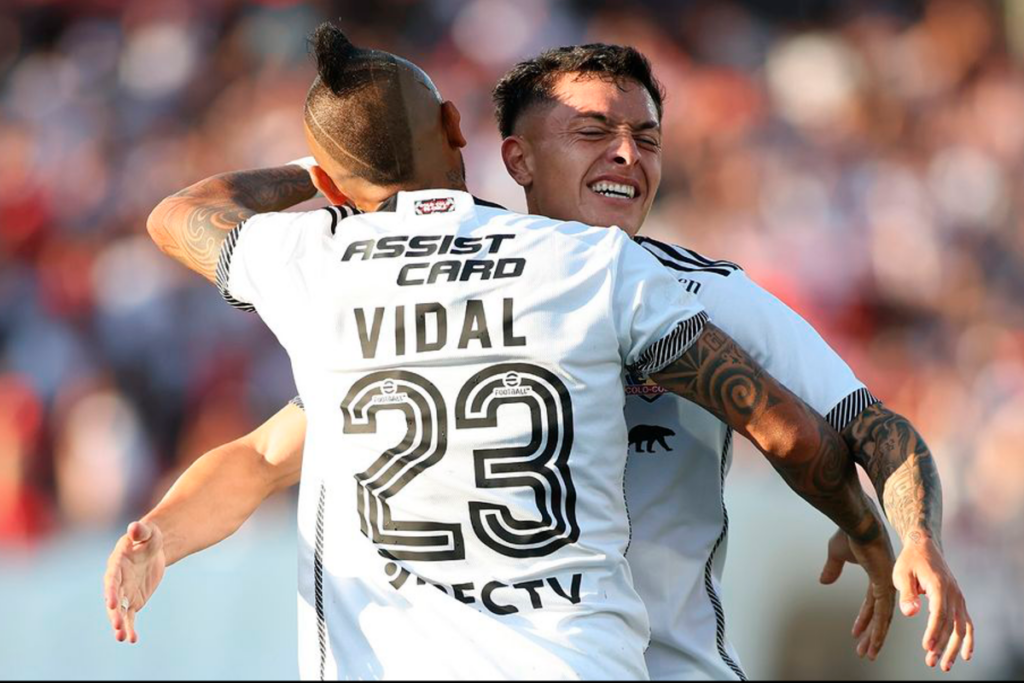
left=0, top=374, right=52, bottom=546
left=0, top=0, right=1021, bottom=674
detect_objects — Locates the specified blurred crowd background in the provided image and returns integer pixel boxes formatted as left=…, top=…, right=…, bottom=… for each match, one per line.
left=1, top=0, right=1022, bottom=679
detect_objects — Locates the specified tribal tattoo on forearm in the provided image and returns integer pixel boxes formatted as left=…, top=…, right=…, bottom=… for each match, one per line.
left=842, top=403, right=943, bottom=546
left=652, top=324, right=883, bottom=543
left=148, top=166, right=317, bottom=282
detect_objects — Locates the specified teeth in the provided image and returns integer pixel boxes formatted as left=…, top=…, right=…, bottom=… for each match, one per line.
left=590, top=181, right=635, bottom=199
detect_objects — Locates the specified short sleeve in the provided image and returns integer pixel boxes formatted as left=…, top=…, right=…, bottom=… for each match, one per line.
left=216, top=205, right=355, bottom=312
left=610, top=232, right=709, bottom=378
left=694, top=270, right=879, bottom=430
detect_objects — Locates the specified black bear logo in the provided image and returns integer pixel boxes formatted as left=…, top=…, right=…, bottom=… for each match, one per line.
left=628, top=425, right=676, bottom=453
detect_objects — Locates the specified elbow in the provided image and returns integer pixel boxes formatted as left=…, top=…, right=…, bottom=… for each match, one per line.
left=146, top=200, right=169, bottom=249
left=754, top=404, right=827, bottom=467
left=758, top=422, right=807, bottom=464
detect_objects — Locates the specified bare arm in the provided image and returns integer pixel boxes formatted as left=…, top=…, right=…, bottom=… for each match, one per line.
left=146, top=402, right=307, bottom=565
left=650, top=323, right=883, bottom=544
left=104, top=403, right=306, bottom=643
left=146, top=166, right=317, bottom=283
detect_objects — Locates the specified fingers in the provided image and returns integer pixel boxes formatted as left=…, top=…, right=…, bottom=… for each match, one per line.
left=854, top=589, right=874, bottom=658
left=923, top=586, right=953, bottom=668
left=125, top=607, right=139, bottom=644
left=866, top=588, right=895, bottom=661
left=939, top=606, right=967, bottom=672
left=961, top=608, right=975, bottom=663
left=893, top=567, right=921, bottom=618
left=922, top=590, right=945, bottom=665
left=820, top=554, right=845, bottom=585
left=103, top=560, right=120, bottom=612
left=852, top=587, right=873, bottom=639
left=128, top=520, right=152, bottom=545
left=104, top=531, right=141, bottom=644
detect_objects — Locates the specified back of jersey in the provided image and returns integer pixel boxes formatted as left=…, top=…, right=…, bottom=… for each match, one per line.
left=218, top=190, right=707, bottom=680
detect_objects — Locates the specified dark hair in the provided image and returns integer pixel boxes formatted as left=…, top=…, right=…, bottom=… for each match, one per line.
left=304, top=22, right=414, bottom=185
left=492, top=44, right=665, bottom=139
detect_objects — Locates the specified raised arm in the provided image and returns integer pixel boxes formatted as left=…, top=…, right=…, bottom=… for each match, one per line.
left=843, top=403, right=973, bottom=671
left=146, top=165, right=318, bottom=282
left=103, top=402, right=307, bottom=644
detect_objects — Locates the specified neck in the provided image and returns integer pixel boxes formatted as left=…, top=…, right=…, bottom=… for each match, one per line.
left=362, top=173, right=468, bottom=211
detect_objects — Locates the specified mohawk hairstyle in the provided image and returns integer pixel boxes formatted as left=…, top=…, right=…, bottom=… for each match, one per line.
left=304, top=22, right=414, bottom=185
left=492, top=44, right=665, bottom=138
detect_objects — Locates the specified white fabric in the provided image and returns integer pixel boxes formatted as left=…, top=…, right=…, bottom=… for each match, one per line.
left=222, top=191, right=708, bottom=680
left=625, top=238, right=869, bottom=680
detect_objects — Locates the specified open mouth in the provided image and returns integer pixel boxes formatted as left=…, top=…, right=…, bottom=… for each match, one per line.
left=589, top=180, right=637, bottom=200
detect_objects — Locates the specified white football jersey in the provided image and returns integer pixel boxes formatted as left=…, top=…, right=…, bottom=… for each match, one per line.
left=216, top=191, right=709, bottom=680
left=625, top=236, right=879, bottom=681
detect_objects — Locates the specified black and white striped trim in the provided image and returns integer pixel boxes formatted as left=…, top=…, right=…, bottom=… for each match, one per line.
left=636, top=236, right=742, bottom=277
left=627, top=311, right=710, bottom=378
left=215, top=222, right=256, bottom=312
left=703, top=429, right=747, bottom=681
left=315, top=481, right=327, bottom=681
left=289, top=395, right=305, bottom=411
left=323, top=204, right=361, bottom=235
left=825, top=388, right=880, bottom=432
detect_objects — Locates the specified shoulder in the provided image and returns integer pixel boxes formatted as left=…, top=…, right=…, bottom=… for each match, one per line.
left=633, top=235, right=743, bottom=278
left=484, top=209, right=629, bottom=253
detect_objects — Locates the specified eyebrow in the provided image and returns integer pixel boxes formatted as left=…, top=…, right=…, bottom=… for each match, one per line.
left=572, top=111, right=660, bottom=132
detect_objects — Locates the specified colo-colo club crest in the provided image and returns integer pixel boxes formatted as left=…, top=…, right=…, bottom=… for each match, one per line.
left=624, top=371, right=667, bottom=404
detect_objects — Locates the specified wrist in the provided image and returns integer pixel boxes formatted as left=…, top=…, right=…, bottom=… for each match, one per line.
left=138, top=513, right=176, bottom=565
left=901, top=528, right=941, bottom=550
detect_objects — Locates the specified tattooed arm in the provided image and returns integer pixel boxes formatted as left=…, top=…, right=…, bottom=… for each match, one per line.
left=651, top=323, right=898, bottom=659
left=146, top=166, right=318, bottom=283
left=651, top=323, right=885, bottom=543
left=837, top=404, right=974, bottom=671
left=845, top=404, right=941, bottom=549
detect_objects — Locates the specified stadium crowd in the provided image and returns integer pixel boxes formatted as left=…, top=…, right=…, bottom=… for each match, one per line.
left=0, top=0, right=1021, bottom=676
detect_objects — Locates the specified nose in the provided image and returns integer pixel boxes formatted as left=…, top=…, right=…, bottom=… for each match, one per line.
left=608, top=133, right=640, bottom=166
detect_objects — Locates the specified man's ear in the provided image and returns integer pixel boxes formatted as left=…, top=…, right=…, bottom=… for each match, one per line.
left=310, top=165, right=350, bottom=206
left=500, top=136, right=532, bottom=188
left=441, top=101, right=467, bottom=150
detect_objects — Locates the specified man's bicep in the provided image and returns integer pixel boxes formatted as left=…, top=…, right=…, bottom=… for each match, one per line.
left=699, top=271, right=866, bottom=417
left=650, top=322, right=768, bottom=429
left=147, top=190, right=255, bottom=284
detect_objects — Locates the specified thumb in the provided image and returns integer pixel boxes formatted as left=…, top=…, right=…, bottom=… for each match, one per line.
left=820, top=554, right=845, bottom=585
left=127, top=520, right=152, bottom=545
left=893, top=567, right=921, bottom=617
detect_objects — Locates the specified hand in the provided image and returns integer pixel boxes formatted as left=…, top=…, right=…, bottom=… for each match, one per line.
left=894, top=531, right=974, bottom=672
left=820, top=528, right=896, bottom=661
left=103, top=520, right=166, bottom=644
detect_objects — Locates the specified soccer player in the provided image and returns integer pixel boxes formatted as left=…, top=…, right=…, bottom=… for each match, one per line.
left=490, top=44, right=974, bottom=678
left=106, top=26, right=891, bottom=680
